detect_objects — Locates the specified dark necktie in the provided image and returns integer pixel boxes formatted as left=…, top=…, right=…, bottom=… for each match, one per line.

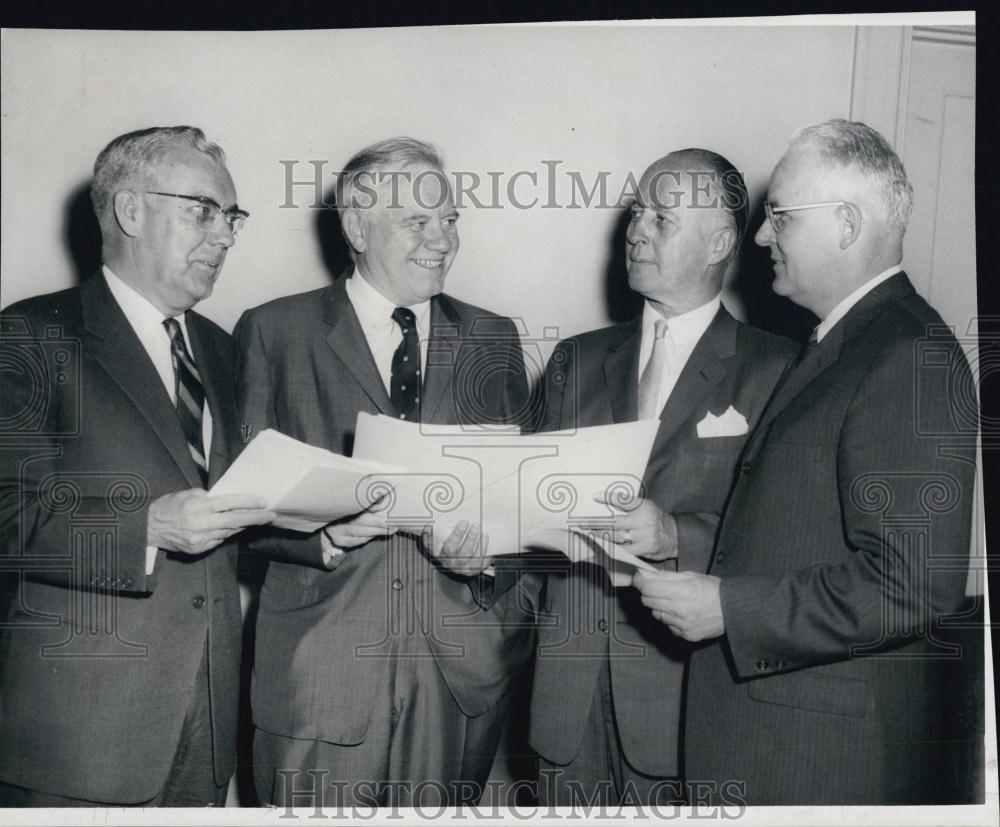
left=390, top=307, right=421, bottom=422
left=162, top=317, right=208, bottom=486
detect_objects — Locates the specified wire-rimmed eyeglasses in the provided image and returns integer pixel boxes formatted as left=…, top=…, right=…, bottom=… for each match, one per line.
left=764, top=200, right=853, bottom=233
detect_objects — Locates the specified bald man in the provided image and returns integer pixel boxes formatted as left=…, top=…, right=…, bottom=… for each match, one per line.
left=528, top=149, right=795, bottom=805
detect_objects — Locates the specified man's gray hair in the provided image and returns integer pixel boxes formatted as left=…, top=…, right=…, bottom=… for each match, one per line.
left=790, top=119, right=913, bottom=234
left=91, top=126, right=226, bottom=231
left=335, top=136, right=444, bottom=211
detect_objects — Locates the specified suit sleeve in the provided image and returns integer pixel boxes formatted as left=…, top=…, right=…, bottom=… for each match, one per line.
left=1, top=309, right=153, bottom=594
left=235, top=310, right=330, bottom=570
left=719, top=336, right=974, bottom=677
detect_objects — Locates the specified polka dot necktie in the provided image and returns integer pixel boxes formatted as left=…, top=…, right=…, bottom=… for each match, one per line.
left=390, top=307, right=420, bottom=422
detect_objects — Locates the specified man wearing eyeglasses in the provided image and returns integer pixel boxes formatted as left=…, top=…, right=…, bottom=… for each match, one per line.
left=634, top=120, right=978, bottom=804
left=0, top=126, right=273, bottom=806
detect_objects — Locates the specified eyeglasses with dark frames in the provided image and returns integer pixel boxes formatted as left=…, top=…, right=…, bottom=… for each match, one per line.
left=145, top=191, right=249, bottom=235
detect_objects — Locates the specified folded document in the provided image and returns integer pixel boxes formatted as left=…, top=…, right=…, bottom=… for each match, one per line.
left=209, top=428, right=403, bottom=532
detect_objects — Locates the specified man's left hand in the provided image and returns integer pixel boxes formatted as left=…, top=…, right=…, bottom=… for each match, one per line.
left=632, top=570, right=725, bottom=641
left=422, top=519, right=493, bottom=578
left=579, top=493, right=678, bottom=561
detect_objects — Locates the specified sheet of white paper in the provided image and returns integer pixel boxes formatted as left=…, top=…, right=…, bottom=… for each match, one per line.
left=209, top=428, right=404, bottom=532
left=351, top=413, right=660, bottom=557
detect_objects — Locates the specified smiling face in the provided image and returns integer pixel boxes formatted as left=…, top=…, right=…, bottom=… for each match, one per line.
left=135, top=145, right=239, bottom=315
left=353, top=162, right=459, bottom=306
left=625, top=158, right=730, bottom=313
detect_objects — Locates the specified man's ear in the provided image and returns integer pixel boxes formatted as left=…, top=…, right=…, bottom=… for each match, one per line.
left=342, top=209, right=366, bottom=254
left=707, top=225, right=736, bottom=267
left=836, top=202, right=864, bottom=249
left=113, top=191, right=142, bottom=238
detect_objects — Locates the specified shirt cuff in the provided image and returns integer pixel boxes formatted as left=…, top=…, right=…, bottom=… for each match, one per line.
left=321, top=528, right=347, bottom=568
left=145, top=546, right=159, bottom=576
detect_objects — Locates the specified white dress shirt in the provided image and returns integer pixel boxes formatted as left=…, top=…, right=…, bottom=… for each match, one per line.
left=103, top=266, right=214, bottom=574
left=322, top=269, right=433, bottom=564
left=637, top=294, right=721, bottom=416
left=815, top=264, right=902, bottom=343
left=345, top=268, right=431, bottom=392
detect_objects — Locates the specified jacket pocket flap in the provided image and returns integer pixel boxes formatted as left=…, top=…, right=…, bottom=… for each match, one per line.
left=746, top=670, right=869, bottom=718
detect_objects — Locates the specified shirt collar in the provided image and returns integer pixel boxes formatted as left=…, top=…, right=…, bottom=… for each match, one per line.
left=815, top=264, right=902, bottom=342
left=102, top=264, right=190, bottom=340
left=642, top=293, right=721, bottom=352
left=345, top=266, right=432, bottom=334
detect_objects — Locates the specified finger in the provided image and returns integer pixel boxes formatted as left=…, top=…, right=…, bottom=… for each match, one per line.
left=632, top=571, right=685, bottom=595
left=442, top=520, right=472, bottom=555
left=206, top=493, right=270, bottom=512
left=205, top=509, right=277, bottom=531
left=592, top=491, right=641, bottom=512
left=350, top=510, right=390, bottom=529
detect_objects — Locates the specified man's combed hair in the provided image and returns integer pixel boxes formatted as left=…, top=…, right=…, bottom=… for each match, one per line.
left=667, top=147, right=750, bottom=251
left=91, top=126, right=226, bottom=229
left=792, top=118, right=913, bottom=234
left=335, top=137, right=444, bottom=211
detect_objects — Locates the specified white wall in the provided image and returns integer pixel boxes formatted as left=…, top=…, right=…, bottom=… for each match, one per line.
left=1, top=24, right=855, bottom=370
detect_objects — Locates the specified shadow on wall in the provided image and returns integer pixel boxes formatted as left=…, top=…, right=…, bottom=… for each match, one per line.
left=730, top=197, right=817, bottom=342
left=316, top=185, right=354, bottom=282
left=64, top=180, right=102, bottom=284
left=603, top=207, right=644, bottom=325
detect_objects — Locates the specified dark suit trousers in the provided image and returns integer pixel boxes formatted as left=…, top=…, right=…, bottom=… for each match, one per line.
left=0, top=637, right=226, bottom=808
left=537, top=658, right=684, bottom=807
left=253, top=632, right=507, bottom=807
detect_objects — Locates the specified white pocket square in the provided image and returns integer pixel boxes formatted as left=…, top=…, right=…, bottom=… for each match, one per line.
left=697, top=406, right=749, bottom=438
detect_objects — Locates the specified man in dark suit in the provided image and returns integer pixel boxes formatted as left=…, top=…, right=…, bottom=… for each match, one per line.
left=0, top=126, right=274, bottom=806
left=635, top=120, right=979, bottom=804
left=528, top=149, right=796, bottom=805
left=238, top=137, right=538, bottom=808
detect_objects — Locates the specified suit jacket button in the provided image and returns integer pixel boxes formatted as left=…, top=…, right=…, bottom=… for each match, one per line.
left=391, top=579, right=404, bottom=591
left=741, top=462, right=752, bottom=475
left=755, top=659, right=769, bottom=671
left=775, top=659, right=786, bottom=669
left=715, top=553, right=725, bottom=563
left=123, top=579, right=132, bottom=588
left=192, top=595, right=206, bottom=609
left=598, top=619, right=608, bottom=633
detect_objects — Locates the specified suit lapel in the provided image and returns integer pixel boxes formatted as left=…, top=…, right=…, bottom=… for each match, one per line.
left=422, top=295, right=462, bottom=423
left=185, top=313, right=234, bottom=485
left=81, top=274, right=203, bottom=489
left=321, top=276, right=397, bottom=417
left=603, top=318, right=642, bottom=423
left=652, top=306, right=733, bottom=448
left=746, top=271, right=915, bottom=454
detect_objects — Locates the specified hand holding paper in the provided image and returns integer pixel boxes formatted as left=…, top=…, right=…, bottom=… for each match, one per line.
left=423, top=519, right=493, bottom=578
left=575, top=493, right=678, bottom=562
left=324, top=493, right=399, bottom=548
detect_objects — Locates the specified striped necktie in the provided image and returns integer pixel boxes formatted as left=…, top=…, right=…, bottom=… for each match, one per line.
left=390, top=307, right=421, bottom=422
left=162, top=317, right=208, bottom=486
left=637, top=319, right=672, bottom=420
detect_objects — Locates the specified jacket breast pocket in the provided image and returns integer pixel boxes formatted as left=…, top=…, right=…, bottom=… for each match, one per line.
left=695, top=434, right=749, bottom=454
left=746, top=669, right=870, bottom=718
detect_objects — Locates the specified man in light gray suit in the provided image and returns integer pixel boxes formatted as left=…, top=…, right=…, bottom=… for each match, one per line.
left=238, top=137, right=539, bottom=808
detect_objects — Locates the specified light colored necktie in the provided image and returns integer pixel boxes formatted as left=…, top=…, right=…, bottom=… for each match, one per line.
left=637, top=319, right=672, bottom=420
